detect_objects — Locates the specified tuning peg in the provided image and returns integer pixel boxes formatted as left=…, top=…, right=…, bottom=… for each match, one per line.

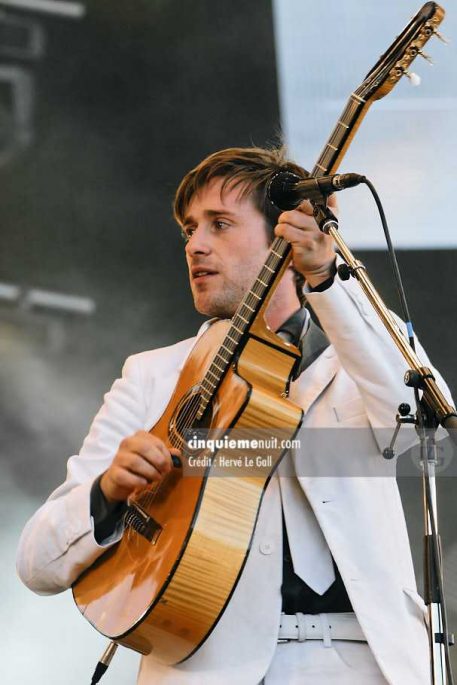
left=418, top=49, right=433, bottom=65
left=434, top=29, right=450, bottom=45
left=404, top=70, right=421, bottom=87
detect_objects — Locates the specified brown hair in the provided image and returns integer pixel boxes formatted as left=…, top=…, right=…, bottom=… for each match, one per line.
left=173, top=145, right=309, bottom=304
left=173, top=145, right=308, bottom=238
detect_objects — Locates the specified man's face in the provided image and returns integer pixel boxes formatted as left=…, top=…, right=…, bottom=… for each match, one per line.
left=182, top=178, right=271, bottom=318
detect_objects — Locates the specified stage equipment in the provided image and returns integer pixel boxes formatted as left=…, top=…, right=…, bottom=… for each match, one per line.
left=268, top=171, right=365, bottom=207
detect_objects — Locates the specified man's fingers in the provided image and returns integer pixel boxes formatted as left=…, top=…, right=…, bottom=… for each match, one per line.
left=117, top=451, right=164, bottom=483
left=327, top=192, right=338, bottom=210
left=275, top=222, right=324, bottom=245
left=296, top=199, right=313, bottom=215
left=121, top=432, right=173, bottom=473
left=111, top=466, right=149, bottom=490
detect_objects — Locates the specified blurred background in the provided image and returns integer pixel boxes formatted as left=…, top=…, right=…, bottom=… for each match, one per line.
left=1, top=0, right=455, bottom=682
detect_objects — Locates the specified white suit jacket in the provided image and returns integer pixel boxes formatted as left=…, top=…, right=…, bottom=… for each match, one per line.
left=17, top=274, right=452, bottom=685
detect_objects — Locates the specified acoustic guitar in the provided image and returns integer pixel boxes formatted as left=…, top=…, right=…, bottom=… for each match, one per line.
left=73, top=2, right=445, bottom=665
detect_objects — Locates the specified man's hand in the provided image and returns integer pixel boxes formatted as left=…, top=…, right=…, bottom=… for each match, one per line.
left=275, top=195, right=338, bottom=288
left=100, top=431, right=180, bottom=503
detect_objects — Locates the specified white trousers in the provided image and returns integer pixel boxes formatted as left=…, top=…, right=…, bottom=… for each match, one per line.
left=261, top=639, right=388, bottom=684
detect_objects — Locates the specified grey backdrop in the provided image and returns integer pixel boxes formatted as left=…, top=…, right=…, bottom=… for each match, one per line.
left=1, top=1, right=455, bottom=683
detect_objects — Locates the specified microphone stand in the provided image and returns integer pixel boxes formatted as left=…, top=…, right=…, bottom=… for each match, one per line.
left=312, top=200, right=457, bottom=685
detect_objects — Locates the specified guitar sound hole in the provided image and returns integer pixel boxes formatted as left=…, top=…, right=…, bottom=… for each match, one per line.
left=169, top=386, right=213, bottom=446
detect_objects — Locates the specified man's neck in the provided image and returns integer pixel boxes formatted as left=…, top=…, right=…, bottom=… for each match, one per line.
left=264, top=283, right=302, bottom=332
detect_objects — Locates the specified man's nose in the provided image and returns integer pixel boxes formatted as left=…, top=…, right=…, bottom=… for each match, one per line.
left=185, top=226, right=211, bottom=255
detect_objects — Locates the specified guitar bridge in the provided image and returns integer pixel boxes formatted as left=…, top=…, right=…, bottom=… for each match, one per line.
left=124, top=501, right=162, bottom=544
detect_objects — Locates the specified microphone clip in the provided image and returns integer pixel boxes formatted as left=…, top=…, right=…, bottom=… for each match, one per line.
left=312, top=201, right=339, bottom=235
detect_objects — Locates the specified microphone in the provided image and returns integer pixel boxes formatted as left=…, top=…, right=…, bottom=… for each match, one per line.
left=268, top=170, right=366, bottom=210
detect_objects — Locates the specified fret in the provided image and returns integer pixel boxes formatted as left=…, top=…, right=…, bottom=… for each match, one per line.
left=212, top=360, right=226, bottom=373
left=243, top=303, right=255, bottom=312
left=315, top=140, right=339, bottom=174
left=345, top=100, right=361, bottom=120
left=319, top=149, right=335, bottom=169
left=207, top=369, right=219, bottom=381
left=237, top=315, right=249, bottom=324
left=249, top=291, right=261, bottom=300
left=221, top=344, right=232, bottom=355
left=327, top=143, right=338, bottom=151
left=226, top=335, right=238, bottom=344
left=264, top=264, right=274, bottom=273
left=232, top=325, right=244, bottom=335
left=257, top=278, right=268, bottom=287
left=271, top=249, right=282, bottom=258
left=328, top=128, right=344, bottom=147
left=351, top=91, right=365, bottom=104
left=338, top=120, right=350, bottom=129
left=201, top=377, right=214, bottom=390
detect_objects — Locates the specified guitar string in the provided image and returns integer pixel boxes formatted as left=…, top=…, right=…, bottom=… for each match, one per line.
left=129, top=217, right=299, bottom=515
left=129, top=78, right=374, bottom=514
left=133, top=268, right=280, bottom=512
left=168, top=246, right=286, bottom=432
left=130, top=259, right=287, bottom=514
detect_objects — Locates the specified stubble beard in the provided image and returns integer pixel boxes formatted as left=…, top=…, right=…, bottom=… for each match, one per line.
left=192, top=283, right=244, bottom=320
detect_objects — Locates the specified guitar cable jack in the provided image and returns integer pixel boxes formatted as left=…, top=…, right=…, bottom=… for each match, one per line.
left=90, top=641, right=118, bottom=684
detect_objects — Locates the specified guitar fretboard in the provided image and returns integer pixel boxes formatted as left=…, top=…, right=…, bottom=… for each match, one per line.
left=195, top=94, right=367, bottom=421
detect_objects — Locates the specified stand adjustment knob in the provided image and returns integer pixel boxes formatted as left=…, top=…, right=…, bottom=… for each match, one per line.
left=398, top=403, right=411, bottom=417
left=404, top=367, right=435, bottom=389
left=382, top=447, right=395, bottom=460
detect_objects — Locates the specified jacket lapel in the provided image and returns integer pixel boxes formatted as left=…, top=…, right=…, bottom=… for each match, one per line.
left=289, top=347, right=339, bottom=415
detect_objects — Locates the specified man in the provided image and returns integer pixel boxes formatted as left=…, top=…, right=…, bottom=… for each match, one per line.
left=17, top=146, right=449, bottom=684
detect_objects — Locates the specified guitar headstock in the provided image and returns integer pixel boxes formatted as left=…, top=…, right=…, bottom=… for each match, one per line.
left=356, top=2, right=446, bottom=102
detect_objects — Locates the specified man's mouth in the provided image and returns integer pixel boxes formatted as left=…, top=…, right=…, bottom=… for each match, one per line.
left=192, top=269, right=218, bottom=282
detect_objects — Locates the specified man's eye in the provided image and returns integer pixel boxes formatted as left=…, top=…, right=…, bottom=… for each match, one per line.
left=214, top=220, right=229, bottom=230
left=182, top=227, right=195, bottom=241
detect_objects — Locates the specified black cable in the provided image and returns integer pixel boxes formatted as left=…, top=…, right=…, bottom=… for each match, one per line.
left=90, top=642, right=118, bottom=684
left=361, top=177, right=415, bottom=349
left=361, top=177, right=454, bottom=684
left=91, top=661, right=108, bottom=684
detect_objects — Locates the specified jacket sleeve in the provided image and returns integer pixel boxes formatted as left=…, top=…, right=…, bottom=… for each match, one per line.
left=16, top=354, right=148, bottom=595
left=305, top=268, right=454, bottom=452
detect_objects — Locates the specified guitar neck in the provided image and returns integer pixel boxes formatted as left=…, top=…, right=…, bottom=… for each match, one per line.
left=196, top=2, right=445, bottom=418
left=312, top=94, right=367, bottom=178
left=196, top=91, right=375, bottom=419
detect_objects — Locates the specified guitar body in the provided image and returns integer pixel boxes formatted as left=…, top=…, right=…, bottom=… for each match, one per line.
left=73, top=319, right=303, bottom=664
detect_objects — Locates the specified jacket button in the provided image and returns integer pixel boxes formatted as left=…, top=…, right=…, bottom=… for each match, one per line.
left=260, top=541, right=273, bottom=555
